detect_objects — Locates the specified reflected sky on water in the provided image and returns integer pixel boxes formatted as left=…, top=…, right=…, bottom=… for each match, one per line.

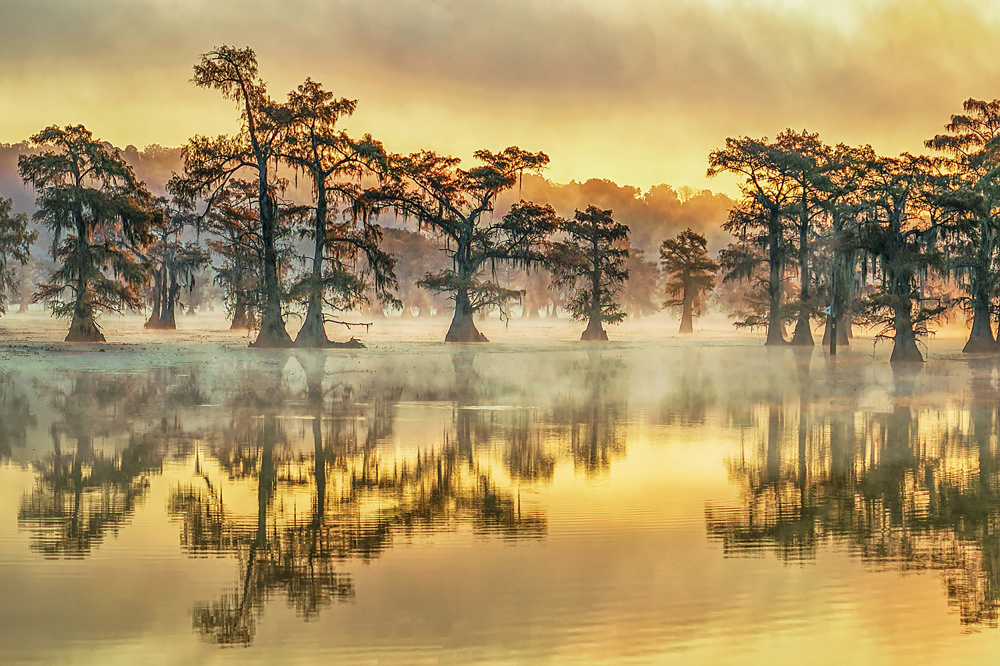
left=4, top=341, right=1000, bottom=663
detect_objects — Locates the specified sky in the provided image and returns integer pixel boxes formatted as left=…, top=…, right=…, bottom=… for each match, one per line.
left=4, top=0, right=1000, bottom=194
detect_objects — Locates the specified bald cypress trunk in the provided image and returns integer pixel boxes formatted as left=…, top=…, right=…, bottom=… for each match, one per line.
left=765, top=219, right=786, bottom=346
left=446, top=289, right=488, bottom=342
left=296, top=189, right=330, bottom=348
left=251, top=193, right=292, bottom=348
left=679, top=284, right=694, bottom=334
left=791, top=192, right=814, bottom=346
left=65, top=221, right=103, bottom=343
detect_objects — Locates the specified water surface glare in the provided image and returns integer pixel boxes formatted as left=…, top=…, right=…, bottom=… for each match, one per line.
left=3, top=341, right=1000, bottom=663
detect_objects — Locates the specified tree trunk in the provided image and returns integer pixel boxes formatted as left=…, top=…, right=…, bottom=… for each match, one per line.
left=582, top=239, right=607, bottom=341
left=296, top=190, right=330, bottom=348
left=66, top=227, right=104, bottom=342
left=446, top=290, right=488, bottom=342
left=65, top=310, right=104, bottom=342
left=964, top=299, right=995, bottom=353
left=581, top=315, right=608, bottom=341
left=765, top=224, right=786, bottom=346
left=66, top=243, right=103, bottom=342
left=821, top=313, right=850, bottom=346
left=679, top=286, right=694, bottom=334
left=890, top=303, right=923, bottom=363
left=252, top=193, right=292, bottom=348
left=159, top=268, right=178, bottom=330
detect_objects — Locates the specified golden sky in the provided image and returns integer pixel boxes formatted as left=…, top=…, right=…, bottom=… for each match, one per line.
left=3, top=0, right=1000, bottom=194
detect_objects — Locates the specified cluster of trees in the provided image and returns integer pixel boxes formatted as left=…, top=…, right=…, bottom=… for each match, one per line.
left=7, top=45, right=1000, bottom=361
left=712, top=101, right=1000, bottom=362
left=0, top=45, right=720, bottom=346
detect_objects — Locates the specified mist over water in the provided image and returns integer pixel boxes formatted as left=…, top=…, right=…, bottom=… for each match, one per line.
left=1, top=312, right=999, bottom=663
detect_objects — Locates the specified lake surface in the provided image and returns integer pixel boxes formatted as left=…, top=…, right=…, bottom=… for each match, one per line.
left=3, top=334, right=1000, bottom=664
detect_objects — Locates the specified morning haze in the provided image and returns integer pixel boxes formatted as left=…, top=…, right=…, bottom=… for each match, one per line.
left=4, top=0, right=999, bottom=190
left=5, top=2, right=1000, bottom=664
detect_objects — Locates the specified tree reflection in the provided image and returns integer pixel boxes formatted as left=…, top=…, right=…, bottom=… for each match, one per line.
left=706, top=358, right=1000, bottom=626
left=16, top=371, right=200, bottom=557
left=172, top=353, right=547, bottom=646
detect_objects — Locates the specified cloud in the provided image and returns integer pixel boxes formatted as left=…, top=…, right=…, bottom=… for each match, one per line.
left=3, top=0, right=1000, bottom=191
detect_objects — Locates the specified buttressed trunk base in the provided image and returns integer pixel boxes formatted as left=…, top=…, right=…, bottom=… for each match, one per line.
left=890, top=314, right=923, bottom=364
left=581, top=316, right=608, bottom=341
left=251, top=313, right=293, bottom=348
left=446, top=312, right=489, bottom=343
left=295, top=297, right=330, bottom=348
left=65, top=315, right=105, bottom=343
left=964, top=306, right=995, bottom=353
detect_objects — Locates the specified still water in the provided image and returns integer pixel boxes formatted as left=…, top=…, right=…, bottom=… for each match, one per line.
left=3, top=339, right=1000, bottom=664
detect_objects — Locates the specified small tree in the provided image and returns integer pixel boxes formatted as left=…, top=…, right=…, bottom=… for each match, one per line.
left=660, top=228, right=718, bottom=333
left=368, top=147, right=559, bottom=342
left=0, top=196, right=37, bottom=316
left=925, top=98, right=1000, bottom=352
left=145, top=196, right=210, bottom=329
left=19, top=125, right=153, bottom=342
left=202, top=179, right=295, bottom=331
left=550, top=206, right=630, bottom=341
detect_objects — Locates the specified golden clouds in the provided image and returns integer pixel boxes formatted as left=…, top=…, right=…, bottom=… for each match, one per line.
left=3, top=0, right=1000, bottom=192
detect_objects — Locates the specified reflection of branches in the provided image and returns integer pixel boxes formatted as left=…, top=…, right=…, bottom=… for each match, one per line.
left=19, top=430, right=161, bottom=558
left=16, top=371, right=180, bottom=558
left=706, top=374, right=1000, bottom=626
left=174, top=369, right=548, bottom=646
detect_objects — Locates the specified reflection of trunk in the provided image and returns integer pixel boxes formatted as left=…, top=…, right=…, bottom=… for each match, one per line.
left=446, top=288, right=488, bottom=342
left=145, top=266, right=163, bottom=328
left=829, top=414, right=851, bottom=481
left=766, top=403, right=781, bottom=483
left=257, top=415, right=277, bottom=546
left=791, top=196, right=814, bottom=346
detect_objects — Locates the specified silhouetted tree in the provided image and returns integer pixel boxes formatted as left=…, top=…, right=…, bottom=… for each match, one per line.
left=0, top=196, right=36, bottom=316
left=280, top=78, right=398, bottom=346
left=857, top=154, right=948, bottom=363
left=367, top=147, right=559, bottom=342
left=550, top=206, right=630, bottom=341
left=660, top=228, right=718, bottom=333
left=174, top=45, right=292, bottom=347
left=776, top=130, right=828, bottom=346
left=925, top=98, right=1000, bottom=353
left=18, top=125, right=154, bottom=342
